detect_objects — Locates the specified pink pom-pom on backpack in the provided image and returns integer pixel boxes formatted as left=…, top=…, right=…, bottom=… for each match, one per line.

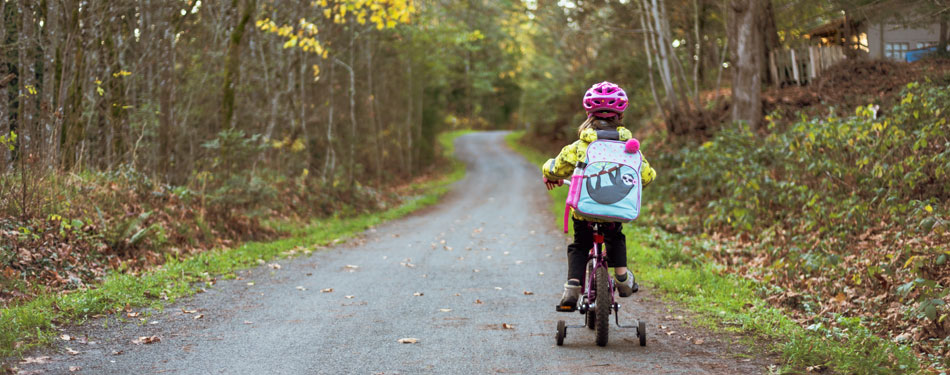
left=624, top=138, right=640, bottom=154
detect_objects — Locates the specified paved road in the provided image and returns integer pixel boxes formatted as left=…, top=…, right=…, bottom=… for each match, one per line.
left=20, top=132, right=770, bottom=374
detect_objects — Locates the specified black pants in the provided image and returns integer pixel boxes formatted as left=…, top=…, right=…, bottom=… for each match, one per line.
left=567, top=218, right=627, bottom=282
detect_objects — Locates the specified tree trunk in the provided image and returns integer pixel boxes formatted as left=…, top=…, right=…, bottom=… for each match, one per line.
left=638, top=7, right=666, bottom=123
left=322, top=60, right=336, bottom=184
left=761, top=0, right=779, bottom=85
left=366, top=35, right=382, bottom=186
left=729, top=0, right=763, bottom=130
left=17, top=0, right=34, bottom=158
left=405, top=58, right=413, bottom=174
left=939, top=17, right=948, bottom=53
left=644, top=0, right=677, bottom=111
left=692, top=0, right=705, bottom=102
left=221, top=0, right=256, bottom=130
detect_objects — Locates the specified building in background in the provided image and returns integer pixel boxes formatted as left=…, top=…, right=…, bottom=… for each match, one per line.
left=805, top=4, right=947, bottom=62
left=867, top=22, right=943, bottom=60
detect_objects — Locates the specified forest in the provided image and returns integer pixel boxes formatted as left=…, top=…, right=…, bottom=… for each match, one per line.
left=2, top=0, right=949, bottom=372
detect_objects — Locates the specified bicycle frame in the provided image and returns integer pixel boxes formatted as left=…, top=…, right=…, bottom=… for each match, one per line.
left=580, top=224, right=615, bottom=314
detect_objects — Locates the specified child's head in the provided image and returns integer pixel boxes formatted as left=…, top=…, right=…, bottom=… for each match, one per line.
left=578, top=81, right=627, bottom=137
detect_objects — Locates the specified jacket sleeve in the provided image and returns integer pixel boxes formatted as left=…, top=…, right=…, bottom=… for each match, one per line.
left=640, top=154, right=657, bottom=186
left=541, top=141, right=580, bottom=180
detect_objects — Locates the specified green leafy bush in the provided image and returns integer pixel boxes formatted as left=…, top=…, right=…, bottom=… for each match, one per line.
left=648, top=81, right=950, bottom=368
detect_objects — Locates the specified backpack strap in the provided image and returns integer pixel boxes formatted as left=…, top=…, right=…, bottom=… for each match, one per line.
left=595, top=130, right=620, bottom=140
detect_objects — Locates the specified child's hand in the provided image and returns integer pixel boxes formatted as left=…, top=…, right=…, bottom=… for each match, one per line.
left=544, top=178, right=563, bottom=190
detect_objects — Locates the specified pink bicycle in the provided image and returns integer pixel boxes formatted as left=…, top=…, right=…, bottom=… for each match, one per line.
left=555, top=187, right=646, bottom=347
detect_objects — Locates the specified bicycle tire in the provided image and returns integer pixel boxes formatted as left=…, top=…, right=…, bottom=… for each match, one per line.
left=585, top=260, right=595, bottom=330
left=594, top=266, right=610, bottom=346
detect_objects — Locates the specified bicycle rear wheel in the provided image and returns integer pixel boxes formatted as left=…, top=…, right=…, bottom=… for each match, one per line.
left=594, top=266, right=610, bottom=346
left=585, top=260, right=595, bottom=329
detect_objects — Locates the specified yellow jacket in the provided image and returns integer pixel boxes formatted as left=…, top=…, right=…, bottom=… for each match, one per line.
left=541, top=127, right=656, bottom=221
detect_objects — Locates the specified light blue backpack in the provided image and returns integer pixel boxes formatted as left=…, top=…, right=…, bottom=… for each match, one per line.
left=563, top=137, right=642, bottom=232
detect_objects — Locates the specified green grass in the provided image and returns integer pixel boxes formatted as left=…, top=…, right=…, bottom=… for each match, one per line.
left=0, top=130, right=472, bottom=366
left=505, top=131, right=921, bottom=374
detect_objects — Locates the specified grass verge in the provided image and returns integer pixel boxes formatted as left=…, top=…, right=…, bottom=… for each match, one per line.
left=0, top=130, right=473, bottom=366
left=505, top=131, right=921, bottom=374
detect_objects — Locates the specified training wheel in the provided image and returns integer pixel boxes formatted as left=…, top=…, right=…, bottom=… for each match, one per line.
left=556, top=320, right=566, bottom=346
left=638, top=320, right=646, bottom=346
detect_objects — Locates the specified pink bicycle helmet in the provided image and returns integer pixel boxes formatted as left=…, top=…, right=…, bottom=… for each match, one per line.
left=582, top=81, right=628, bottom=118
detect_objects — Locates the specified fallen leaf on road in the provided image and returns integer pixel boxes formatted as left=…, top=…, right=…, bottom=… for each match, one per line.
left=345, top=295, right=355, bottom=299
left=397, top=338, right=419, bottom=344
left=132, top=336, right=161, bottom=345
left=538, top=272, right=544, bottom=276
left=665, top=331, right=677, bottom=336
left=127, top=312, right=140, bottom=318
left=244, top=320, right=253, bottom=325
left=486, top=256, right=492, bottom=260
left=475, top=299, right=483, bottom=304
left=523, top=291, right=534, bottom=295
left=439, top=308, right=452, bottom=312
left=193, top=314, right=204, bottom=320
left=400, top=262, right=416, bottom=268
left=268, top=263, right=281, bottom=270
left=69, top=366, right=81, bottom=372
left=112, top=350, right=123, bottom=355
left=20, top=356, right=51, bottom=365
left=344, top=264, right=360, bottom=271
left=65, top=347, right=79, bottom=355
left=494, top=287, right=503, bottom=290
left=660, top=325, right=667, bottom=329
left=473, top=269, right=480, bottom=273
left=515, top=260, right=524, bottom=265
left=181, top=308, right=198, bottom=314
left=60, top=334, right=72, bottom=341
left=413, top=292, right=424, bottom=296
left=321, top=288, right=334, bottom=293
left=503, top=251, right=509, bottom=255
left=454, top=293, right=460, bottom=296
left=246, top=282, right=255, bottom=286
left=806, top=365, right=826, bottom=372
left=693, top=339, right=704, bottom=345
left=502, top=323, right=514, bottom=330
left=296, top=286, right=307, bottom=291
left=444, top=246, right=453, bottom=251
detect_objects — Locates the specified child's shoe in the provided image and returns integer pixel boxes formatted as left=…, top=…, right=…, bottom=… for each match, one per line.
left=558, top=280, right=582, bottom=310
left=615, top=270, right=639, bottom=297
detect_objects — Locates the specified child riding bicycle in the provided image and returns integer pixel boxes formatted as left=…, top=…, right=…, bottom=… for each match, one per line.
left=541, top=81, right=657, bottom=310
